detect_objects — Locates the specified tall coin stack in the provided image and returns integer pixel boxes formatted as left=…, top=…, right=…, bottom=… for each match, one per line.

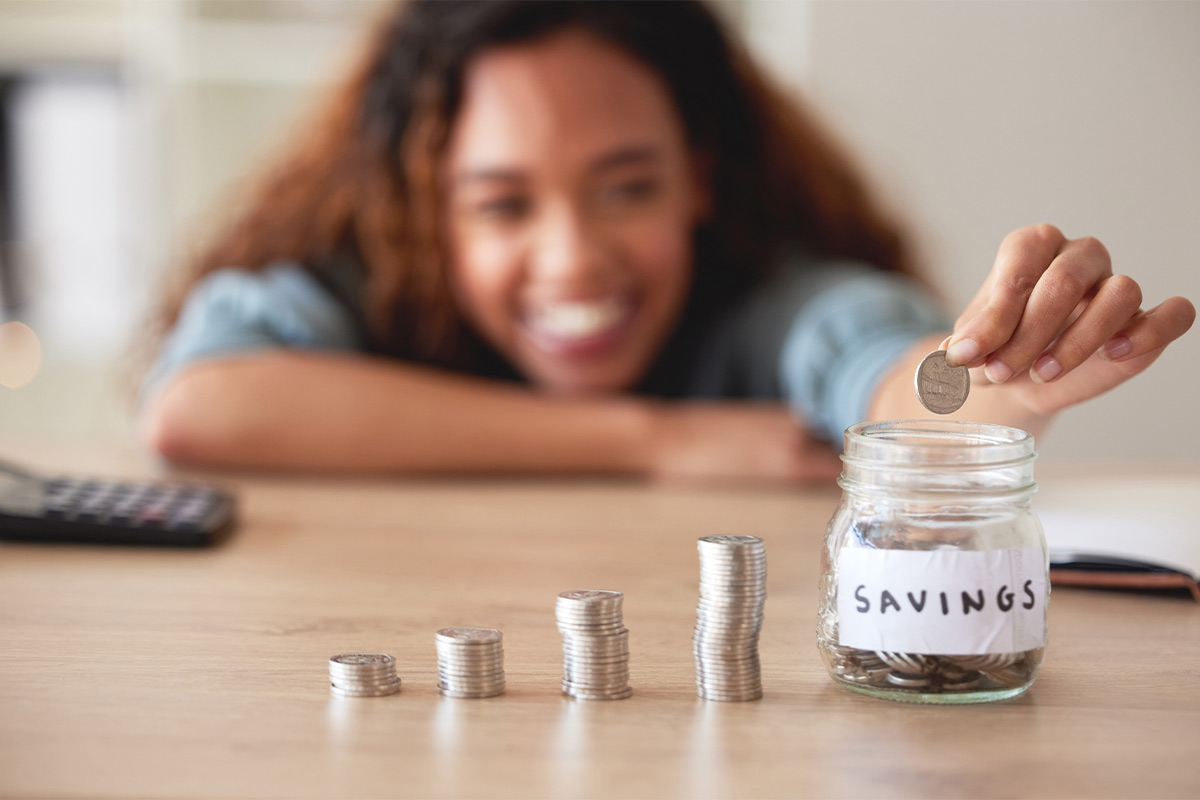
left=435, top=627, right=506, bottom=698
left=556, top=590, right=633, bottom=700
left=328, top=653, right=402, bottom=697
left=693, top=535, right=767, bottom=701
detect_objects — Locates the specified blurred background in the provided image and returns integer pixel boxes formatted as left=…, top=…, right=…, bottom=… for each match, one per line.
left=0, top=0, right=1197, bottom=464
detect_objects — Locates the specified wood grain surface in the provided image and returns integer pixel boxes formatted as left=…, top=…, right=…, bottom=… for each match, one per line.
left=2, top=438, right=1198, bottom=799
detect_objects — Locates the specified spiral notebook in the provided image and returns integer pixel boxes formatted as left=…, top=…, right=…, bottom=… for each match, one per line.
left=1038, top=474, right=1200, bottom=602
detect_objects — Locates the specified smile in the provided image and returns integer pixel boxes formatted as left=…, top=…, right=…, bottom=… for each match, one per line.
left=523, top=295, right=635, bottom=355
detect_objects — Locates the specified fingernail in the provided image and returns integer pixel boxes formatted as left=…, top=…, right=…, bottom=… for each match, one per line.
left=984, top=359, right=1013, bottom=384
left=1101, top=336, right=1133, bottom=361
left=945, top=337, right=980, bottom=367
left=1032, top=354, right=1062, bottom=383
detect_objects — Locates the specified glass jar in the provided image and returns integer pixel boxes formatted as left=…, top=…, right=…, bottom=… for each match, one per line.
left=817, top=420, right=1047, bottom=704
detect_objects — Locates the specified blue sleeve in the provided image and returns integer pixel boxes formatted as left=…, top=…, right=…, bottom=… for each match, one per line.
left=142, top=262, right=362, bottom=401
left=779, top=269, right=949, bottom=445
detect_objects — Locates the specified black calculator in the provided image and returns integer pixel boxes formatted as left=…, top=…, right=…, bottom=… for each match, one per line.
left=0, top=459, right=237, bottom=547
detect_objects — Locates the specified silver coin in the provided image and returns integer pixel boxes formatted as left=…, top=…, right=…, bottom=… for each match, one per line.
left=434, top=655, right=505, bottom=667
left=328, top=666, right=397, bottom=679
left=438, top=662, right=504, bottom=673
left=886, top=672, right=932, bottom=688
left=564, top=679, right=630, bottom=692
left=438, top=686, right=505, bottom=695
left=915, top=349, right=970, bottom=414
left=564, top=685, right=634, bottom=701
left=562, top=653, right=630, bottom=665
left=563, top=671, right=629, bottom=683
left=557, top=625, right=626, bottom=636
left=556, top=611, right=623, bottom=620
left=436, top=627, right=502, bottom=645
left=697, top=679, right=763, bottom=690
left=699, top=689, right=763, bottom=702
left=329, top=653, right=395, bottom=668
left=329, top=678, right=400, bottom=690
left=560, top=636, right=629, bottom=650
left=434, top=644, right=505, bottom=655
left=698, top=684, right=763, bottom=695
left=941, top=675, right=983, bottom=691
left=558, top=589, right=623, bottom=605
left=983, top=666, right=1029, bottom=689
left=694, top=640, right=762, bottom=651
left=439, top=678, right=507, bottom=690
left=945, top=652, right=1020, bottom=671
left=698, top=535, right=764, bottom=548
left=876, top=651, right=940, bottom=674
left=330, top=678, right=401, bottom=697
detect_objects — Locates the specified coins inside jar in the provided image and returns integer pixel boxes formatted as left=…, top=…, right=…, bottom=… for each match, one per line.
left=824, top=642, right=1040, bottom=694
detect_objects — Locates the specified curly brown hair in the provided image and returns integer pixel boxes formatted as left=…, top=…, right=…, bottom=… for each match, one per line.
left=157, top=0, right=913, bottom=372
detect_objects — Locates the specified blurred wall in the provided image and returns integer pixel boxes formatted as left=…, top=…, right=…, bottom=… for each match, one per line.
left=2, top=0, right=1197, bottom=463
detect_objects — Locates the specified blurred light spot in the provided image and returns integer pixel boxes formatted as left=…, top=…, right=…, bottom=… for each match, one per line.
left=0, top=322, right=42, bottom=388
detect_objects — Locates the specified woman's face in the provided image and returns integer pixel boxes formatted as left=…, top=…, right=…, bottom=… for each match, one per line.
left=442, top=30, right=707, bottom=394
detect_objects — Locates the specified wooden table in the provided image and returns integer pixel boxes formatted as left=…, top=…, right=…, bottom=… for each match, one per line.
left=2, top=439, right=1198, bottom=799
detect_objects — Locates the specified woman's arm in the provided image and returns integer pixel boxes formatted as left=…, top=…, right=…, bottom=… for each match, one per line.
left=142, top=351, right=842, bottom=482
left=143, top=352, right=648, bottom=474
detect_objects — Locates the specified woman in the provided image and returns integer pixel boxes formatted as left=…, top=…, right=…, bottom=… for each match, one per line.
left=141, top=0, right=1194, bottom=481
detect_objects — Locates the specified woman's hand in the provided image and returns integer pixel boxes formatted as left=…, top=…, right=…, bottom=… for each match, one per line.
left=943, top=224, right=1195, bottom=416
left=646, top=403, right=842, bottom=485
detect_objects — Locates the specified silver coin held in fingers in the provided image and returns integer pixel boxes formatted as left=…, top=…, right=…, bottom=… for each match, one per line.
left=915, top=350, right=970, bottom=414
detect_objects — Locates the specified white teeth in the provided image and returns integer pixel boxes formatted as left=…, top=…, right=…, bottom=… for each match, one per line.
left=529, top=297, right=628, bottom=341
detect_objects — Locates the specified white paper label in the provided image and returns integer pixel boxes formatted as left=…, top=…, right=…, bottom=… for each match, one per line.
left=836, top=547, right=1046, bottom=655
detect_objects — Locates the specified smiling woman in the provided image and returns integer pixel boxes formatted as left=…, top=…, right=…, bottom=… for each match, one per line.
left=138, top=0, right=1192, bottom=480
left=442, top=31, right=702, bottom=394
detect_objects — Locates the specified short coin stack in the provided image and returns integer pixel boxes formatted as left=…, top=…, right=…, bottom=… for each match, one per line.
left=556, top=590, right=632, bottom=700
left=693, top=535, right=767, bottom=701
left=435, top=627, right=506, bottom=698
left=328, top=653, right=401, bottom=697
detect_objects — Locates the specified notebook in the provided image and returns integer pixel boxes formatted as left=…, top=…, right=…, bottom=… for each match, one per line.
left=1037, top=473, right=1200, bottom=602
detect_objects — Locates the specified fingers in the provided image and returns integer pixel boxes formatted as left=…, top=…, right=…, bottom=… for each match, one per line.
left=946, top=224, right=1070, bottom=368
left=1022, top=271, right=1140, bottom=383
left=1096, top=295, right=1197, bottom=365
left=986, top=237, right=1117, bottom=382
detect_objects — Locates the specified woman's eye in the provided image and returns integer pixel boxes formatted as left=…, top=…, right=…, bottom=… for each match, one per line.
left=474, top=196, right=530, bottom=221
left=598, top=179, right=660, bottom=210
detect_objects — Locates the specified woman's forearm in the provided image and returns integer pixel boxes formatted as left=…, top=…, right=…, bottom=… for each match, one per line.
left=141, top=352, right=654, bottom=474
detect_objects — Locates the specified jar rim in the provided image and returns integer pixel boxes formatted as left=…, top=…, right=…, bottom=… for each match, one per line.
left=844, top=420, right=1035, bottom=468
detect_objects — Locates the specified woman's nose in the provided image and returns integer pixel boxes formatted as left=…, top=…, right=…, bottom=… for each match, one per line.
left=529, top=203, right=607, bottom=284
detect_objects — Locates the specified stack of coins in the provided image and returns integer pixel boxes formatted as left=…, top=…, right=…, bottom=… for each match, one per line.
left=435, top=627, right=506, bottom=698
left=328, top=653, right=401, bottom=697
left=693, top=535, right=767, bottom=701
left=556, top=590, right=632, bottom=700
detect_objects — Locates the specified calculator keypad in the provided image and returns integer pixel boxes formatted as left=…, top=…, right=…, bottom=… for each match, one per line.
left=41, top=478, right=224, bottom=532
